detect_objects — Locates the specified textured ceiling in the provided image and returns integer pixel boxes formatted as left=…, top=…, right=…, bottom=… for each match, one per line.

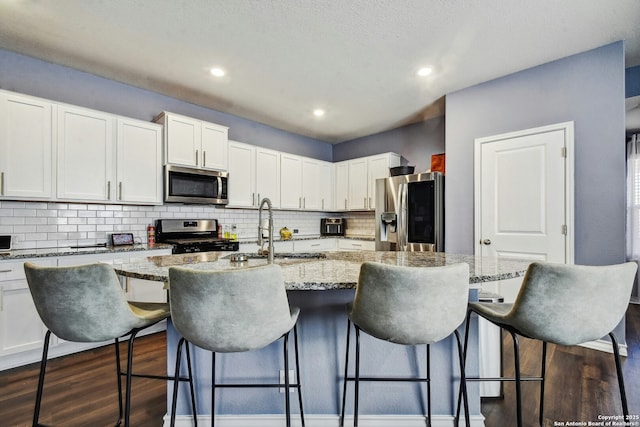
left=0, top=0, right=639, bottom=143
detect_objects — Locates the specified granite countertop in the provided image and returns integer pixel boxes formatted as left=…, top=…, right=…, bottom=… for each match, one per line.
left=0, top=243, right=173, bottom=260
left=113, top=251, right=531, bottom=291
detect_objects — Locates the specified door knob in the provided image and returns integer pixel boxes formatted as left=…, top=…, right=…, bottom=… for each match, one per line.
left=482, top=239, right=491, bottom=245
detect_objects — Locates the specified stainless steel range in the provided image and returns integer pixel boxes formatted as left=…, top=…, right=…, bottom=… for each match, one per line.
left=155, top=219, right=239, bottom=254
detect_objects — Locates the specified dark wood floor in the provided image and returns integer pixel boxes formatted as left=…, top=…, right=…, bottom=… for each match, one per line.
left=1, top=305, right=638, bottom=426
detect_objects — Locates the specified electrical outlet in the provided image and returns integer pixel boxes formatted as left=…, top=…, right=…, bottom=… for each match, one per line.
left=293, top=229, right=299, bottom=234
left=279, top=369, right=295, bottom=393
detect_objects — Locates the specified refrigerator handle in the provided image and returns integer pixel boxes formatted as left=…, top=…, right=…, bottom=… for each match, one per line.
left=399, top=183, right=408, bottom=251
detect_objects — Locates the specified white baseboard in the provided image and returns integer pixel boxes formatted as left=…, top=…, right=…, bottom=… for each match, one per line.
left=579, top=339, right=628, bottom=357
left=164, top=414, right=486, bottom=427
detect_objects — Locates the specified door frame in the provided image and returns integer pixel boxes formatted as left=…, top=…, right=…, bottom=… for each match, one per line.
left=473, top=121, right=575, bottom=264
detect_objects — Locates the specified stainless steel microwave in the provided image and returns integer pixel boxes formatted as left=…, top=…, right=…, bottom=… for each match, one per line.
left=164, top=165, right=228, bottom=205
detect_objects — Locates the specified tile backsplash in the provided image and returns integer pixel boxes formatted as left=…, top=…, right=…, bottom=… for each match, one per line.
left=0, top=201, right=375, bottom=250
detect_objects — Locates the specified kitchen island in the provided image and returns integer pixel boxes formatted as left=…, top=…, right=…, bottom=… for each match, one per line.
left=115, top=251, right=530, bottom=427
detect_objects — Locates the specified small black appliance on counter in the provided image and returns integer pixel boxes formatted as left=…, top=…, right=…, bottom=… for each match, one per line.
left=320, top=218, right=345, bottom=236
left=155, top=219, right=239, bottom=254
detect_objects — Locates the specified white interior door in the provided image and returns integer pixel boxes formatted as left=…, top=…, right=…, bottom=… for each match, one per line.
left=474, top=122, right=574, bottom=398
left=475, top=122, right=574, bottom=264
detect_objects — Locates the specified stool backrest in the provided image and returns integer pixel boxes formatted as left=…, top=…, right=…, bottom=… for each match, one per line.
left=24, top=261, right=139, bottom=342
left=350, top=262, right=469, bottom=345
left=168, top=264, right=295, bottom=352
left=509, top=262, right=637, bottom=345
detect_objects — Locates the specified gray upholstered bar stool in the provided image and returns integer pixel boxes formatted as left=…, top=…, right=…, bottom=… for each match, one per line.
left=23, top=261, right=176, bottom=427
left=168, top=263, right=304, bottom=427
left=339, top=261, right=471, bottom=427
left=458, top=261, right=637, bottom=427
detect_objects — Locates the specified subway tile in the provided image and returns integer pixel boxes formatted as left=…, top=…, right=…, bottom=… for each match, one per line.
left=47, top=217, right=68, bottom=225
left=58, top=225, right=78, bottom=233
left=36, top=209, right=58, bottom=217
left=68, top=204, right=88, bottom=210
left=36, top=225, right=57, bottom=233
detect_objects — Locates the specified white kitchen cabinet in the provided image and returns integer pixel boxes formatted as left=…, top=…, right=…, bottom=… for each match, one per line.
left=337, top=239, right=375, bottom=251
left=56, top=105, right=115, bottom=202
left=227, top=140, right=257, bottom=207
left=156, top=112, right=228, bottom=170
left=0, top=91, right=54, bottom=200
left=256, top=147, right=281, bottom=208
left=281, top=153, right=303, bottom=209
left=227, top=141, right=280, bottom=208
left=348, top=158, right=368, bottom=210
left=281, top=155, right=333, bottom=211
left=335, top=161, right=349, bottom=210
left=293, top=239, right=336, bottom=252
left=367, top=153, right=400, bottom=210
left=0, top=259, right=55, bottom=358
left=345, top=153, right=400, bottom=211
left=116, top=119, right=163, bottom=204
left=318, top=161, right=334, bottom=211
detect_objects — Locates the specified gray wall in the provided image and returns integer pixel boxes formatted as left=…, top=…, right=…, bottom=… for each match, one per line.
left=445, top=41, right=626, bottom=266
left=0, top=49, right=333, bottom=161
left=332, top=117, right=445, bottom=172
left=627, top=65, right=640, bottom=98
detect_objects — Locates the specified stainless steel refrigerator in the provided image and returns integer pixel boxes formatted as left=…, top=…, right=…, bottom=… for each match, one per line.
left=375, top=172, right=444, bottom=251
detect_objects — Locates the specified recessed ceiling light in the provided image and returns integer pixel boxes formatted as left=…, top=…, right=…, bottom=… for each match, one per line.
left=210, top=67, right=226, bottom=77
left=313, top=109, right=325, bottom=117
left=417, top=67, right=433, bottom=77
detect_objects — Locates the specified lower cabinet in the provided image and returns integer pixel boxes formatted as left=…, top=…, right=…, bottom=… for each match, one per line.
left=0, top=259, right=55, bottom=358
left=337, top=239, right=375, bottom=251
left=0, top=248, right=171, bottom=371
left=293, top=238, right=336, bottom=252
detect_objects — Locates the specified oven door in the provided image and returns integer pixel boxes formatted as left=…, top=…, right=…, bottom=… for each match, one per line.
left=165, top=165, right=228, bottom=205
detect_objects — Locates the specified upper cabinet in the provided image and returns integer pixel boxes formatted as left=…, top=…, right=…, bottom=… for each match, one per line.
left=0, top=92, right=54, bottom=200
left=155, top=112, right=228, bottom=171
left=280, top=155, right=334, bottom=211
left=57, top=105, right=115, bottom=202
left=227, top=140, right=280, bottom=208
left=341, top=153, right=400, bottom=211
left=57, top=105, right=163, bottom=204
left=335, top=161, right=349, bottom=211
left=116, top=119, right=163, bottom=204
left=0, top=89, right=162, bottom=205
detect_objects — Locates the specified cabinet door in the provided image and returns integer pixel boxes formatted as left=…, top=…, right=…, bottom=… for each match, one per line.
left=201, top=122, right=228, bottom=170
left=335, top=161, right=349, bottom=210
left=255, top=147, right=281, bottom=208
left=281, top=153, right=303, bottom=209
left=227, top=140, right=256, bottom=207
left=0, top=259, right=55, bottom=357
left=301, top=158, right=320, bottom=210
left=165, top=114, right=200, bottom=167
left=318, top=161, right=334, bottom=211
left=116, top=119, right=162, bottom=204
left=0, top=92, right=53, bottom=199
left=348, top=158, right=368, bottom=210
left=0, top=286, right=48, bottom=356
left=367, top=154, right=397, bottom=210
left=57, top=105, right=114, bottom=201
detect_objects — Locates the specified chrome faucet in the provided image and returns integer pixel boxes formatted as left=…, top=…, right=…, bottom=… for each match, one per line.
left=258, top=197, right=274, bottom=264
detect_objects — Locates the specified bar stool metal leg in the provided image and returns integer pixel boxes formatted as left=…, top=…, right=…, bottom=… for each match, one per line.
left=293, top=325, right=305, bottom=427
left=539, top=342, right=547, bottom=426
left=426, top=344, right=432, bottom=427
left=610, top=332, right=629, bottom=418
left=185, top=343, right=198, bottom=427
left=510, top=331, right=523, bottom=427
left=211, top=352, right=216, bottom=427
left=340, top=319, right=351, bottom=427
left=283, top=331, right=291, bottom=427
left=32, top=330, right=52, bottom=427
left=114, top=337, right=124, bottom=427
left=354, top=325, right=361, bottom=427
left=170, top=337, right=186, bottom=427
